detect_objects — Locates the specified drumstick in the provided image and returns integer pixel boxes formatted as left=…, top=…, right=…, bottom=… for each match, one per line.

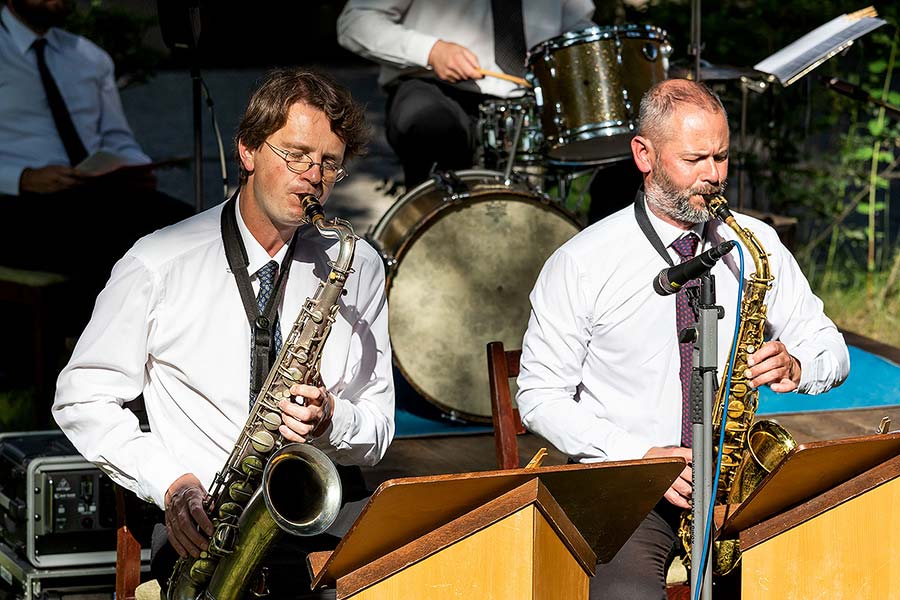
left=479, top=68, right=532, bottom=88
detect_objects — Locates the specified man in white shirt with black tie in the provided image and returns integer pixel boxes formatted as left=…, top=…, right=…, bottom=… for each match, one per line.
left=0, top=0, right=190, bottom=335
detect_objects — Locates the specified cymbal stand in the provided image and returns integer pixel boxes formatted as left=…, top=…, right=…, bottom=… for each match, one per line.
left=737, top=76, right=773, bottom=211
left=503, top=109, right=526, bottom=185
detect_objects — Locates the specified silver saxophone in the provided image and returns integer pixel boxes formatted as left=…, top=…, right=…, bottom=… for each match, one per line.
left=168, top=195, right=355, bottom=600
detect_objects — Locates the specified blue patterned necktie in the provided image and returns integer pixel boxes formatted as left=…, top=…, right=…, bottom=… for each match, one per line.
left=672, top=234, right=700, bottom=447
left=249, top=260, right=282, bottom=406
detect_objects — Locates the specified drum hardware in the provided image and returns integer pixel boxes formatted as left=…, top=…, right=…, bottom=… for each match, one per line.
left=431, top=170, right=470, bottom=200
left=477, top=96, right=544, bottom=176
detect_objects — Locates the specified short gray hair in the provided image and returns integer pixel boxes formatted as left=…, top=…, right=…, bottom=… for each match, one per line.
left=637, top=79, right=727, bottom=143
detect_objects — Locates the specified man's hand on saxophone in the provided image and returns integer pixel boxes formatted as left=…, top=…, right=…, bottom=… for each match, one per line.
left=643, top=446, right=693, bottom=509
left=279, top=384, right=335, bottom=442
left=164, top=473, right=215, bottom=558
left=745, top=340, right=802, bottom=393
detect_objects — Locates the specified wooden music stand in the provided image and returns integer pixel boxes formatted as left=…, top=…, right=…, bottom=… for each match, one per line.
left=714, top=431, right=900, bottom=599
left=308, top=458, right=684, bottom=600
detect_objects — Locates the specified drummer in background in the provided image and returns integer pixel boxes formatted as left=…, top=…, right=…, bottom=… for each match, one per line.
left=337, top=0, right=595, bottom=189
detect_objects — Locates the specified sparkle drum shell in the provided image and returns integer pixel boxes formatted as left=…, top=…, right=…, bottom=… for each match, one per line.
left=368, top=170, right=582, bottom=421
left=527, top=24, right=671, bottom=166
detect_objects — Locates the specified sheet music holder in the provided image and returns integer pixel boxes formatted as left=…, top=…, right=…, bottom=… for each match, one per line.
left=754, top=6, right=886, bottom=87
left=718, top=429, right=900, bottom=536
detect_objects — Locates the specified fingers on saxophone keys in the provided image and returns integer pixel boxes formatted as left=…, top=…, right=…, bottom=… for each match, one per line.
left=288, top=383, right=323, bottom=406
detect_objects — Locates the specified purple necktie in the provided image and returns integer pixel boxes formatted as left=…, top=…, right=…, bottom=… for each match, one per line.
left=672, top=234, right=700, bottom=447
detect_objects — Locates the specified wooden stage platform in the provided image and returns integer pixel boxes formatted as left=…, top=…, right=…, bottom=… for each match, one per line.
left=362, top=405, right=900, bottom=490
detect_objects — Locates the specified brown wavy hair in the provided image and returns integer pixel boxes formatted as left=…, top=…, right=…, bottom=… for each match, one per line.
left=235, top=67, right=370, bottom=183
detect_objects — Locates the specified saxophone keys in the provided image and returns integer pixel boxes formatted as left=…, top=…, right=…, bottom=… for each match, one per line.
left=218, top=501, right=243, bottom=520
left=228, top=479, right=255, bottom=503
left=260, top=411, right=281, bottom=430
left=189, top=558, right=217, bottom=584
left=727, top=400, right=745, bottom=417
left=249, top=429, right=276, bottom=453
left=240, top=455, right=265, bottom=477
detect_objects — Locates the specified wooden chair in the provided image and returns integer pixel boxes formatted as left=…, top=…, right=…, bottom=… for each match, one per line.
left=115, top=484, right=162, bottom=600
left=116, top=484, right=142, bottom=600
left=486, top=341, right=690, bottom=598
left=486, top=341, right=526, bottom=469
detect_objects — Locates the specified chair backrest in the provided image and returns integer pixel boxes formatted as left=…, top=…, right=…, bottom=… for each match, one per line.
left=115, top=484, right=144, bottom=600
left=486, top=341, right=526, bottom=469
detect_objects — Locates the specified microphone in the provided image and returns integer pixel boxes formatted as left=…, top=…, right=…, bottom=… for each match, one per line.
left=653, top=241, right=736, bottom=296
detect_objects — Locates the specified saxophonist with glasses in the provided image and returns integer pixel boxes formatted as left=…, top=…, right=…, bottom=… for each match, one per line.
left=516, top=79, right=849, bottom=599
left=52, top=68, right=395, bottom=599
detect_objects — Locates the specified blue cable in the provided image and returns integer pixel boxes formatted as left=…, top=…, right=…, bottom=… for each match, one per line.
left=692, top=244, right=745, bottom=600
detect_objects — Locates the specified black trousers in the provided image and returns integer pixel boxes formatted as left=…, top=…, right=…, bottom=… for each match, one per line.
left=0, top=179, right=192, bottom=336
left=385, top=78, right=489, bottom=188
left=590, top=499, right=741, bottom=599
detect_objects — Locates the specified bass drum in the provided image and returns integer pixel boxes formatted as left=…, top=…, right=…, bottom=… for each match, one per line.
left=369, top=170, right=582, bottom=421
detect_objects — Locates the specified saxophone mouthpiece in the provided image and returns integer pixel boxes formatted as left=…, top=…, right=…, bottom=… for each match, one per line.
left=300, top=194, right=325, bottom=223
left=705, top=194, right=734, bottom=221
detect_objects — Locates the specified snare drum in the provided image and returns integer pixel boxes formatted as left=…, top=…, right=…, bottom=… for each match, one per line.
left=527, top=24, right=671, bottom=166
left=368, top=170, right=581, bottom=421
left=477, top=96, right=544, bottom=170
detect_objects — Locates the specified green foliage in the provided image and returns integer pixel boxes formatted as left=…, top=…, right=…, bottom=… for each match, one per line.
left=606, top=1, right=900, bottom=337
left=65, top=1, right=164, bottom=87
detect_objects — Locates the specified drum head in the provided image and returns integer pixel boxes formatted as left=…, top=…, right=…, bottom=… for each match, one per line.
left=387, top=187, right=581, bottom=421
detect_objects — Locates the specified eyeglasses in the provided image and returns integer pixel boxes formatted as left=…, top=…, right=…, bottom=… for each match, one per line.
left=264, top=141, right=348, bottom=183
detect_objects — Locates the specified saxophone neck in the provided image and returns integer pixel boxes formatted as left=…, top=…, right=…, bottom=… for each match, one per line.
left=299, top=195, right=356, bottom=277
left=705, top=194, right=771, bottom=282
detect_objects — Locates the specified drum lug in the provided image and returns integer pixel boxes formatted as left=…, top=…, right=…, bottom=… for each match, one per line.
left=431, top=170, right=470, bottom=201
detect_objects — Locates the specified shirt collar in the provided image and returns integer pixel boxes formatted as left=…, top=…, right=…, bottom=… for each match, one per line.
left=234, top=194, right=291, bottom=277
left=0, top=6, right=61, bottom=56
left=643, top=195, right=706, bottom=251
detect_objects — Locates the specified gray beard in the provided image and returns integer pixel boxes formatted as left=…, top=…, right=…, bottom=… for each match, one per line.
left=644, top=170, right=725, bottom=225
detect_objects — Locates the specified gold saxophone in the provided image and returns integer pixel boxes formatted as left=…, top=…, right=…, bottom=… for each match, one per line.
left=168, top=196, right=355, bottom=600
left=677, top=194, right=796, bottom=575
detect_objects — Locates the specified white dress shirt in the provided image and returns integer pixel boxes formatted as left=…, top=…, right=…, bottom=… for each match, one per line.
left=0, top=6, right=149, bottom=195
left=337, top=0, right=596, bottom=98
left=53, top=199, right=395, bottom=509
left=517, top=200, right=849, bottom=463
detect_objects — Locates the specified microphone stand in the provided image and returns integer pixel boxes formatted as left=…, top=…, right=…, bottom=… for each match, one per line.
left=684, top=272, right=722, bottom=600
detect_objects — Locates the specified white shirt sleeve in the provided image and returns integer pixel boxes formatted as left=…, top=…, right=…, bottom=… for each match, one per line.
left=337, top=0, right=439, bottom=71
left=516, top=249, right=656, bottom=462
left=53, top=255, right=189, bottom=508
left=313, top=251, right=395, bottom=465
left=763, top=233, right=850, bottom=395
left=93, top=49, right=150, bottom=164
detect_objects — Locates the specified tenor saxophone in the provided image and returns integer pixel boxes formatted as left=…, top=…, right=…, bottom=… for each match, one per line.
left=676, top=195, right=796, bottom=575
left=168, top=196, right=354, bottom=600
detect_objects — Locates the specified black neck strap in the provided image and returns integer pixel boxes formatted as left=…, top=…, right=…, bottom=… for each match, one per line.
left=633, top=190, right=709, bottom=267
left=221, top=191, right=297, bottom=392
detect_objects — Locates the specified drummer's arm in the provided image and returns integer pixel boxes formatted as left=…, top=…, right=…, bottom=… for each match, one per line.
left=562, top=0, right=600, bottom=31
left=427, top=40, right=482, bottom=82
left=337, top=0, right=441, bottom=71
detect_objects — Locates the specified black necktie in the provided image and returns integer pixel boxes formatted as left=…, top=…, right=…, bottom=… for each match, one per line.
left=33, top=38, right=88, bottom=166
left=491, top=0, right=527, bottom=76
left=672, top=234, right=700, bottom=447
